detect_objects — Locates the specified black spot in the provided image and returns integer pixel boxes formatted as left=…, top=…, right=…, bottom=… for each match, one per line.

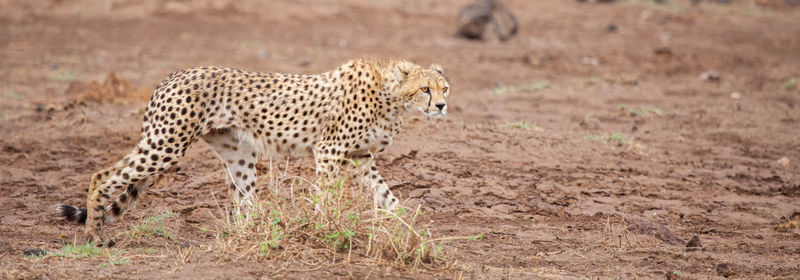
left=111, top=202, right=122, bottom=216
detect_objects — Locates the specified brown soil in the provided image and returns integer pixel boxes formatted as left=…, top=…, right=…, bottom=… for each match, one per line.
left=2, top=0, right=800, bottom=278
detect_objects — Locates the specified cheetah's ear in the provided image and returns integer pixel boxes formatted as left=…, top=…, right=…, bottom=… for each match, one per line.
left=394, top=66, right=409, bottom=83
left=429, top=64, right=445, bottom=75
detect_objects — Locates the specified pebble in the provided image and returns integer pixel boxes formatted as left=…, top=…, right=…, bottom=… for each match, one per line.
left=699, top=71, right=720, bottom=82
left=730, top=92, right=741, bottom=100
left=579, top=57, right=599, bottom=66
left=716, top=262, right=734, bottom=278
left=23, top=248, right=46, bottom=257
left=684, top=234, right=705, bottom=251
left=777, top=157, right=790, bottom=169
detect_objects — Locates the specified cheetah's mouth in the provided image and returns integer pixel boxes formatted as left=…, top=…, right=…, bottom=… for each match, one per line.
left=423, top=110, right=446, bottom=119
left=408, top=104, right=446, bottom=119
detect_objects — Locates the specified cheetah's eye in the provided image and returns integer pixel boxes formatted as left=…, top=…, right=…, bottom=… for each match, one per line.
left=443, top=87, right=448, bottom=93
left=421, top=87, right=430, bottom=94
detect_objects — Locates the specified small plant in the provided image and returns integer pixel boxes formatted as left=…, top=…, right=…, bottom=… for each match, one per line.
left=51, top=242, right=104, bottom=258
left=469, top=233, right=484, bottom=241
left=623, top=0, right=685, bottom=13
left=784, top=77, right=797, bottom=90
left=504, top=121, right=529, bottom=130
left=618, top=104, right=663, bottom=117
left=491, top=81, right=553, bottom=95
left=588, top=133, right=645, bottom=154
left=607, top=133, right=633, bottom=146
left=125, top=211, right=178, bottom=239
left=99, top=257, right=130, bottom=268
left=504, top=121, right=543, bottom=131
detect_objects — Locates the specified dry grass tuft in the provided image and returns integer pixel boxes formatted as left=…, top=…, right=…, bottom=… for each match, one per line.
left=775, top=212, right=800, bottom=234
left=206, top=160, right=469, bottom=270
left=602, top=216, right=640, bottom=250
left=64, top=73, right=152, bottom=104
left=588, top=133, right=647, bottom=155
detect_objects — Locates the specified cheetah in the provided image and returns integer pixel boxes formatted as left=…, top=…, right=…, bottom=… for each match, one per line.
left=56, top=58, right=450, bottom=245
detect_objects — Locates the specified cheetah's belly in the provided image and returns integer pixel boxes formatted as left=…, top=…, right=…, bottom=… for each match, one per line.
left=350, top=123, right=397, bottom=155
left=232, top=128, right=319, bottom=159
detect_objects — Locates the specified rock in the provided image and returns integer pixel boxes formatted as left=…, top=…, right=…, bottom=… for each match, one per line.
left=628, top=220, right=685, bottom=246
left=716, top=263, right=734, bottom=278
left=458, top=0, right=518, bottom=41
left=730, top=92, right=742, bottom=100
left=23, top=248, right=46, bottom=257
left=607, top=23, right=617, bottom=32
left=777, top=157, right=790, bottom=169
left=684, top=234, right=705, bottom=251
left=653, top=47, right=673, bottom=56
left=699, top=71, right=720, bottom=82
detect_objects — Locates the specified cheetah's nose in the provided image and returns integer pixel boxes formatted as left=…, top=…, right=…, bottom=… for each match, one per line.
left=435, top=103, right=446, bottom=111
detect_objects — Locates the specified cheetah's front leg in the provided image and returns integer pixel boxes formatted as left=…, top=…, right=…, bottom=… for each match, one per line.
left=349, top=155, right=399, bottom=210
left=312, top=141, right=346, bottom=192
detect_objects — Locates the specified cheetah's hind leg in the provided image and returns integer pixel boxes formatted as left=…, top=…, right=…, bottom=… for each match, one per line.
left=202, top=129, right=260, bottom=220
left=58, top=141, right=186, bottom=246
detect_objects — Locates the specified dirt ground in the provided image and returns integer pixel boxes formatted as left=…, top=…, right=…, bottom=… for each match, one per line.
left=2, top=0, right=800, bottom=278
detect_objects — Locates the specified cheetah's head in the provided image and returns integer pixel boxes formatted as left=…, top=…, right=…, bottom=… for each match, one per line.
left=395, top=63, right=450, bottom=119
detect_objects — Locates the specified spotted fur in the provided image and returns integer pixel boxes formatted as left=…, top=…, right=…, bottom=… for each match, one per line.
left=56, top=58, right=451, bottom=245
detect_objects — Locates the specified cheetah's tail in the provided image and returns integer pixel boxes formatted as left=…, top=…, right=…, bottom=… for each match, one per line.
left=56, top=204, right=87, bottom=224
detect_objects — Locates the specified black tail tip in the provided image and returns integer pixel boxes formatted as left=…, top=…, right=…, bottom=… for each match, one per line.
left=56, top=204, right=87, bottom=224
